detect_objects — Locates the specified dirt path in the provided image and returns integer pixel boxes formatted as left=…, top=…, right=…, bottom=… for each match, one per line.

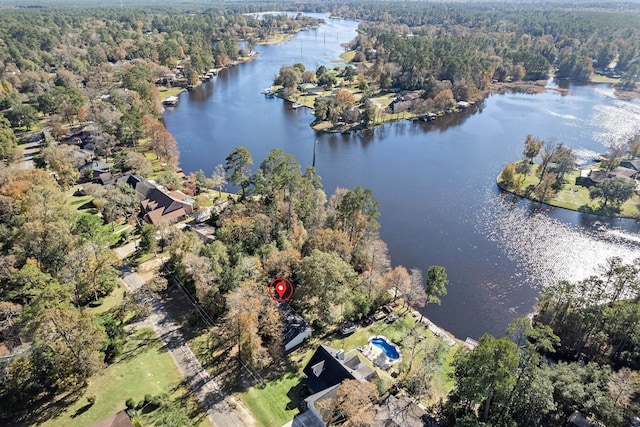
left=120, top=269, right=254, bottom=427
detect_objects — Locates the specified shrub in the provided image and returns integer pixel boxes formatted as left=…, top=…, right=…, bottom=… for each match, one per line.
left=125, top=397, right=136, bottom=409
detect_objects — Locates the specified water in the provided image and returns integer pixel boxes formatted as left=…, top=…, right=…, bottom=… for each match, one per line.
left=371, top=337, right=401, bottom=359
left=164, top=14, right=640, bottom=340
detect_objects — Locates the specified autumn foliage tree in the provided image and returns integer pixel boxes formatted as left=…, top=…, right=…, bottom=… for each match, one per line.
left=316, top=379, right=379, bottom=426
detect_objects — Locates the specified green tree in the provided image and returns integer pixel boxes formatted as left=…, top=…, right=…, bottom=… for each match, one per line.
left=534, top=172, right=557, bottom=203
left=4, top=103, right=37, bottom=129
left=451, top=334, right=519, bottom=422
left=225, top=146, right=253, bottom=197
left=0, top=116, right=19, bottom=161
left=589, top=177, right=636, bottom=209
left=334, top=186, right=380, bottom=244
left=139, top=223, right=157, bottom=254
left=31, top=307, right=106, bottom=388
left=425, top=265, right=448, bottom=308
left=295, top=249, right=358, bottom=326
left=210, top=163, right=227, bottom=197
left=522, top=134, right=543, bottom=167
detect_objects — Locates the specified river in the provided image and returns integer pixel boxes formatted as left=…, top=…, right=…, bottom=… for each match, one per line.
left=163, top=14, right=640, bottom=340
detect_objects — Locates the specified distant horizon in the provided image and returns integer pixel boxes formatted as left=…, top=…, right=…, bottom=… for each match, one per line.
left=3, top=0, right=640, bottom=9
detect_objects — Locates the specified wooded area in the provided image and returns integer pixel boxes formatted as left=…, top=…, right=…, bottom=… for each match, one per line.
left=0, top=2, right=638, bottom=426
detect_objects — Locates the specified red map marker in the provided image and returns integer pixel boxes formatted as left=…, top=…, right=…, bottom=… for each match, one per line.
left=269, top=277, right=294, bottom=302
left=276, top=282, right=286, bottom=298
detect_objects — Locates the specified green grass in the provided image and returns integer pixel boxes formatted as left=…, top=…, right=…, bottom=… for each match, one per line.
left=87, top=282, right=125, bottom=316
left=238, top=371, right=302, bottom=427
left=339, top=50, right=356, bottom=63
left=159, top=87, right=185, bottom=99
left=39, top=328, right=210, bottom=427
left=590, top=74, right=620, bottom=83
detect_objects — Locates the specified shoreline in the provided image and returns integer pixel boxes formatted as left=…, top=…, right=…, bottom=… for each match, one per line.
left=496, top=171, right=639, bottom=220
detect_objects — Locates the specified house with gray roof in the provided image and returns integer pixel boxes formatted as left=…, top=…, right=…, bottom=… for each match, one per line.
left=280, top=303, right=313, bottom=352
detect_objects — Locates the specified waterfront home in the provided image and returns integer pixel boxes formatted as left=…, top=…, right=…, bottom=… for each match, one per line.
left=577, top=166, right=638, bottom=187
left=294, top=344, right=428, bottom=427
left=142, top=187, right=194, bottom=225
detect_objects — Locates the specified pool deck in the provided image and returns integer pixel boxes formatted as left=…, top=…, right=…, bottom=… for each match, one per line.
left=360, top=335, right=401, bottom=370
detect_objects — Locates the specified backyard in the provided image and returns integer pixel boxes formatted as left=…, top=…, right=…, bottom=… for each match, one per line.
left=235, top=305, right=460, bottom=427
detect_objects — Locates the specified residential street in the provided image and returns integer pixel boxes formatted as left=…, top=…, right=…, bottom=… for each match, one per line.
left=19, top=136, right=41, bottom=170
left=120, top=268, right=254, bottom=427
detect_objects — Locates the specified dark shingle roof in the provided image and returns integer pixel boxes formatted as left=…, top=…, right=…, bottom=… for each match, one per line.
left=279, top=303, right=312, bottom=346
left=302, top=346, right=376, bottom=394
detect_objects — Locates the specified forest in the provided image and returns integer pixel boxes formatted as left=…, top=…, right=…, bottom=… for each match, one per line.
left=272, top=1, right=640, bottom=131
left=0, top=1, right=638, bottom=426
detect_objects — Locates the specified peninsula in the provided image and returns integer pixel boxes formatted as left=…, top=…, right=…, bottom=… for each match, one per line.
left=497, top=135, right=640, bottom=219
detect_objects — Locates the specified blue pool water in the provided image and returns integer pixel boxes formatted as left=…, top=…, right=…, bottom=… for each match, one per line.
left=371, top=337, right=400, bottom=359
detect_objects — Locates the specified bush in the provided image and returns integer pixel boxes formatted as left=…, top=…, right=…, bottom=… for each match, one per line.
left=125, top=397, right=136, bottom=409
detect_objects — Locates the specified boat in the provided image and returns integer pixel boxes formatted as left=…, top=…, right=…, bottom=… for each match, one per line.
left=163, top=96, right=179, bottom=106
left=291, top=102, right=304, bottom=109
left=261, top=87, right=274, bottom=94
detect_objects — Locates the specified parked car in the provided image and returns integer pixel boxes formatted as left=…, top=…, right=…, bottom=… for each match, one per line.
left=384, top=314, right=397, bottom=324
left=339, top=321, right=356, bottom=335
left=361, top=316, right=374, bottom=327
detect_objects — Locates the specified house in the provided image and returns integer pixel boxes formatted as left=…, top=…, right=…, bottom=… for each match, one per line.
left=280, top=303, right=313, bottom=352
left=97, top=172, right=114, bottom=186
left=302, top=345, right=377, bottom=395
left=142, top=188, right=194, bottom=225
left=80, top=160, right=111, bottom=180
left=295, top=345, right=428, bottom=427
left=117, top=174, right=155, bottom=201
left=87, top=411, right=134, bottom=427
left=620, top=159, right=640, bottom=171
left=576, top=167, right=637, bottom=187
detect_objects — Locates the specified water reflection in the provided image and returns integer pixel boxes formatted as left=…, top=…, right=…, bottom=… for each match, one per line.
left=478, top=191, right=640, bottom=293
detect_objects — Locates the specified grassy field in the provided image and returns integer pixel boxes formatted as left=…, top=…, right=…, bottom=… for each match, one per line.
left=499, top=162, right=640, bottom=218
left=38, top=328, right=210, bottom=427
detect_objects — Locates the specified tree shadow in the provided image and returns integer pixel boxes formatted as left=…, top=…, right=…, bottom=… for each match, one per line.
left=71, top=402, right=93, bottom=418
left=17, top=386, right=85, bottom=425
left=285, top=380, right=307, bottom=412
left=578, top=204, right=621, bottom=216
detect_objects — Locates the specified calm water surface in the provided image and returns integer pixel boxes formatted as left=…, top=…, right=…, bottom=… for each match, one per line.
left=164, top=15, right=640, bottom=339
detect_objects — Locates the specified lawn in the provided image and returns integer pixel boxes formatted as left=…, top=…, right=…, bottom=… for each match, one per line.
left=590, top=74, right=620, bottom=83
left=238, top=371, right=303, bottom=427
left=39, top=328, right=210, bottom=427
left=65, top=185, right=95, bottom=212
left=159, top=86, right=185, bottom=99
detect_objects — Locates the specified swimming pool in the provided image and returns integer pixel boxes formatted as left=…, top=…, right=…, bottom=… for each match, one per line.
left=370, top=337, right=400, bottom=359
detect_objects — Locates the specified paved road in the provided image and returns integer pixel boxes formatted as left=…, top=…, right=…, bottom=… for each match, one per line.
left=121, top=270, right=253, bottom=427
left=19, top=137, right=41, bottom=170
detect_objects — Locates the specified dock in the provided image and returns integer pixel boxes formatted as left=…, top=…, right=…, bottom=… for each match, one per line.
left=163, top=96, right=179, bottom=106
